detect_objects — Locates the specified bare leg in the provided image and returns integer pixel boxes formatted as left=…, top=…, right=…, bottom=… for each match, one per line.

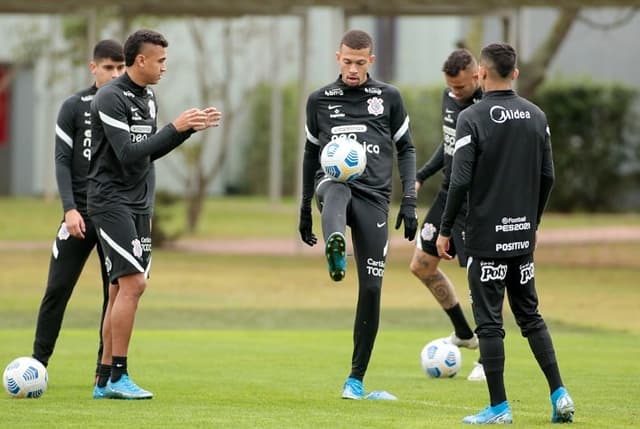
left=110, top=272, right=146, bottom=357
left=100, top=284, right=118, bottom=366
left=410, top=247, right=459, bottom=309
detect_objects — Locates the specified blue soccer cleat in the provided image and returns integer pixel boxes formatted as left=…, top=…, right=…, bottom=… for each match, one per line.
left=106, top=375, right=153, bottom=400
left=551, top=386, right=574, bottom=423
left=463, top=401, right=513, bottom=424
left=92, top=384, right=112, bottom=399
left=325, top=232, right=346, bottom=281
left=341, top=377, right=365, bottom=400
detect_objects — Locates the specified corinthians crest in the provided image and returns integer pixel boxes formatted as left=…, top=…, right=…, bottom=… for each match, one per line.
left=132, top=239, right=143, bottom=258
left=367, top=97, right=384, bottom=116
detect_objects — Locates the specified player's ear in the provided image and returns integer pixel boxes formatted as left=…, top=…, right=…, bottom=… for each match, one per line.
left=89, top=61, right=97, bottom=76
left=512, top=67, right=520, bottom=80
left=335, top=51, right=341, bottom=63
left=478, top=65, right=487, bottom=81
left=369, top=54, right=376, bottom=65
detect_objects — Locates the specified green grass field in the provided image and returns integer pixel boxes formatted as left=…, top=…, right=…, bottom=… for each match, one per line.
left=1, top=197, right=639, bottom=427
left=2, top=196, right=640, bottom=240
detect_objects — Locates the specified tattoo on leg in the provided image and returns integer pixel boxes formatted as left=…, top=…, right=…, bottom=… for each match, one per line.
left=412, top=251, right=458, bottom=308
left=423, top=272, right=452, bottom=304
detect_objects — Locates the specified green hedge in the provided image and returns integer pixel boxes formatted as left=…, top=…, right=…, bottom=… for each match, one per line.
left=532, top=80, right=639, bottom=212
left=240, top=81, right=639, bottom=211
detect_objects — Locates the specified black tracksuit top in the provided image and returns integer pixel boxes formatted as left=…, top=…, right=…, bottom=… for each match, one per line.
left=441, top=90, right=555, bottom=258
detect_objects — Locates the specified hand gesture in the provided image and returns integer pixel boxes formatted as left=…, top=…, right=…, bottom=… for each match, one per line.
left=195, top=107, right=222, bottom=131
left=395, top=195, right=417, bottom=241
left=172, top=108, right=208, bottom=132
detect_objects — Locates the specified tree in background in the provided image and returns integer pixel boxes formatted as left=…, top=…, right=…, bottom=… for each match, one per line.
left=161, top=18, right=271, bottom=233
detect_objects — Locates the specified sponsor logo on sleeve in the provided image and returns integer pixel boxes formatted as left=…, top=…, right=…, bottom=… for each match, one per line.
left=443, top=125, right=456, bottom=155
left=82, top=129, right=92, bottom=161
left=148, top=100, right=156, bottom=119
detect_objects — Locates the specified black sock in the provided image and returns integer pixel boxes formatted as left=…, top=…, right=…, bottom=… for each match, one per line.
left=527, top=329, right=563, bottom=393
left=111, top=356, right=128, bottom=383
left=479, top=336, right=507, bottom=406
left=445, top=303, right=474, bottom=339
left=97, top=364, right=111, bottom=388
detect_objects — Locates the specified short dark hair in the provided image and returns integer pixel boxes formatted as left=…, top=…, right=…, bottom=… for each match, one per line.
left=124, top=29, right=168, bottom=67
left=480, top=43, right=517, bottom=78
left=442, top=48, right=476, bottom=77
left=340, top=29, right=373, bottom=52
left=93, top=39, right=124, bottom=63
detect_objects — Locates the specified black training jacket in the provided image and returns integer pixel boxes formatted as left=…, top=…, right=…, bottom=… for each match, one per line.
left=302, top=75, right=416, bottom=211
left=54, top=85, right=97, bottom=215
left=416, top=87, right=482, bottom=191
left=441, top=90, right=554, bottom=258
left=87, top=72, right=193, bottom=215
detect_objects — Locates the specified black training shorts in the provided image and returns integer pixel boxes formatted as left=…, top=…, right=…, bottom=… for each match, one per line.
left=90, top=208, right=152, bottom=284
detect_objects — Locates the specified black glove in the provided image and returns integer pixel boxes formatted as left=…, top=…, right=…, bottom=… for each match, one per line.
left=298, top=206, right=317, bottom=246
left=395, top=195, right=418, bottom=240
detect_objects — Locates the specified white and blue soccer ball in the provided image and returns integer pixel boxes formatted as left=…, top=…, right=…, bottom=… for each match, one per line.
left=420, top=339, right=462, bottom=378
left=320, top=137, right=367, bottom=182
left=3, top=357, right=48, bottom=398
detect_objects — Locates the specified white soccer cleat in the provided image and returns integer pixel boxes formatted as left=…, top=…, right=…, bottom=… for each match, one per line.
left=467, top=361, right=486, bottom=382
left=447, top=332, right=479, bottom=350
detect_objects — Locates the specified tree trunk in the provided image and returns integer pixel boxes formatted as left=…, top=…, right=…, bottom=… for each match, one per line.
left=517, top=7, right=580, bottom=99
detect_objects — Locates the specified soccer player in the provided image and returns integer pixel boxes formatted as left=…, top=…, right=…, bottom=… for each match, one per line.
left=88, top=29, right=221, bottom=399
left=437, top=42, right=574, bottom=424
left=32, top=39, right=125, bottom=378
left=410, top=49, right=485, bottom=381
left=298, top=29, right=417, bottom=400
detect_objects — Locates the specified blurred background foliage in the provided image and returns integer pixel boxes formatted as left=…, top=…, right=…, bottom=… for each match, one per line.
left=532, top=80, right=639, bottom=212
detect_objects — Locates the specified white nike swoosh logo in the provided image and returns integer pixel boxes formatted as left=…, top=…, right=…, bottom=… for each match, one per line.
left=445, top=109, right=455, bottom=114
left=376, top=222, right=386, bottom=228
left=328, top=104, right=342, bottom=110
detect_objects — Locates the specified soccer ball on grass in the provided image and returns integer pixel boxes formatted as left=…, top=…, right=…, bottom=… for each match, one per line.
left=320, top=137, right=367, bottom=182
left=3, top=357, right=48, bottom=398
left=420, top=339, right=462, bottom=378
